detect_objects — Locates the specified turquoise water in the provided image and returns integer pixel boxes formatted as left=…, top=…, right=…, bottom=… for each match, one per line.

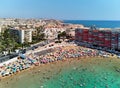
left=43, top=60, right=120, bottom=88
left=44, top=67, right=120, bottom=88
left=1, top=58, right=120, bottom=88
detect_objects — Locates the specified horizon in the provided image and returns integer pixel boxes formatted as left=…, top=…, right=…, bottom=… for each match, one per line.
left=1, top=18, right=120, bottom=21
left=0, top=0, right=120, bottom=20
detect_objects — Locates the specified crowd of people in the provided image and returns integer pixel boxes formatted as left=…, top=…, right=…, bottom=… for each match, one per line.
left=0, top=45, right=112, bottom=77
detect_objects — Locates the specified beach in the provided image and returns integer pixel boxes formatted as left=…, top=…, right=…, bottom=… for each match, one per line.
left=0, top=42, right=101, bottom=78
left=1, top=56, right=120, bottom=88
left=0, top=42, right=120, bottom=88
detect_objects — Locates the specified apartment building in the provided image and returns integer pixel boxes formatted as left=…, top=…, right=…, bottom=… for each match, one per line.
left=9, top=28, right=32, bottom=43
left=75, top=27, right=120, bottom=50
left=44, top=28, right=66, bottom=39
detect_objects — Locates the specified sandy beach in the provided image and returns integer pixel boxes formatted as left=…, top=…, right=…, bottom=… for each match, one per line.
left=1, top=56, right=120, bottom=88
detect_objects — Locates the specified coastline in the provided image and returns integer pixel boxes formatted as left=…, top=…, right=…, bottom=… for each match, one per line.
left=0, top=41, right=119, bottom=88
left=0, top=56, right=119, bottom=88
left=0, top=42, right=117, bottom=78
left=63, top=20, right=120, bottom=28
left=0, top=54, right=117, bottom=79
left=0, top=56, right=99, bottom=80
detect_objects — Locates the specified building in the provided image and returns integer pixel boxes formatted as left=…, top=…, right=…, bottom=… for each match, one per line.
left=44, top=28, right=66, bottom=39
left=0, top=26, right=1, bottom=34
left=0, top=26, right=6, bottom=35
left=9, top=28, right=32, bottom=43
left=75, top=27, right=120, bottom=50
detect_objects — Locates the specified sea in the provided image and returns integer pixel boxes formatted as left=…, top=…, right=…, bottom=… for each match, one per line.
left=63, top=20, right=120, bottom=28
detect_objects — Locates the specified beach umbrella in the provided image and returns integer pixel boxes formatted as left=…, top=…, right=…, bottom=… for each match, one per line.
left=19, top=54, right=26, bottom=59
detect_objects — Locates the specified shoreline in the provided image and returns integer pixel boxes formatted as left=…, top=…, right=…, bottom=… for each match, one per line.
left=0, top=43, right=117, bottom=79
left=0, top=56, right=119, bottom=88
left=0, top=57, right=105, bottom=79
left=0, top=55, right=117, bottom=80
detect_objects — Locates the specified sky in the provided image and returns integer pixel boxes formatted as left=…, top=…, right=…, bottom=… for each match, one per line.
left=0, top=0, right=120, bottom=20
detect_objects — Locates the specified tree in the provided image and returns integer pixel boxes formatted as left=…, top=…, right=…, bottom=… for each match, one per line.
left=0, top=33, right=5, bottom=52
left=0, top=40, right=5, bottom=53
left=57, top=34, right=61, bottom=41
left=61, top=31, right=66, bottom=41
left=57, top=31, right=67, bottom=41
left=39, top=33, right=45, bottom=40
left=23, top=37, right=30, bottom=48
left=35, top=26, right=45, bottom=41
left=0, top=29, right=17, bottom=54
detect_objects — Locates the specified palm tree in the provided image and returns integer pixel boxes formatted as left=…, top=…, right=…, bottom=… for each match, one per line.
left=57, top=31, right=66, bottom=41
left=57, top=34, right=61, bottom=41
left=61, top=31, right=66, bottom=41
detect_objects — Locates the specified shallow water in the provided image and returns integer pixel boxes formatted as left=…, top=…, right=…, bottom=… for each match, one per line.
left=1, top=58, right=120, bottom=88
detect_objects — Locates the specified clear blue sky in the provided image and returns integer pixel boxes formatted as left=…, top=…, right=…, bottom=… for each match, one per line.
left=0, top=0, right=120, bottom=20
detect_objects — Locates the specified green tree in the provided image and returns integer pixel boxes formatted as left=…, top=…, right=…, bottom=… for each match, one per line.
left=35, top=26, right=45, bottom=41
left=0, top=40, right=5, bottom=53
left=24, top=37, right=30, bottom=48
left=61, top=31, right=66, bottom=41
left=57, top=31, right=66, bottom=41
left=0, top=29, right=17, bottom=54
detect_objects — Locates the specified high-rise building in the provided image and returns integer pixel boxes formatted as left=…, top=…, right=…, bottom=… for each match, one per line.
left=9, top=28, right=32, bottom=43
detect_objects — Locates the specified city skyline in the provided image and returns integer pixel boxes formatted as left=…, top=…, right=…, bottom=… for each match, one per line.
left=0, top=0, right=120, bottom=20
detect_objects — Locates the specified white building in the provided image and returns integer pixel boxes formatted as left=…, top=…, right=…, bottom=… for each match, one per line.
left=9, top=28, right=32, bottom=43
left=44, top=28, right=66, bottom=39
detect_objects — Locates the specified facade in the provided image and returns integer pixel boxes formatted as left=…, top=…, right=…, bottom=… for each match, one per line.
left=44, top=28, right=66, bottom=39
left=75, top=27, right=120, bottom=50
left=9, top=28, right=32, bottom=43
